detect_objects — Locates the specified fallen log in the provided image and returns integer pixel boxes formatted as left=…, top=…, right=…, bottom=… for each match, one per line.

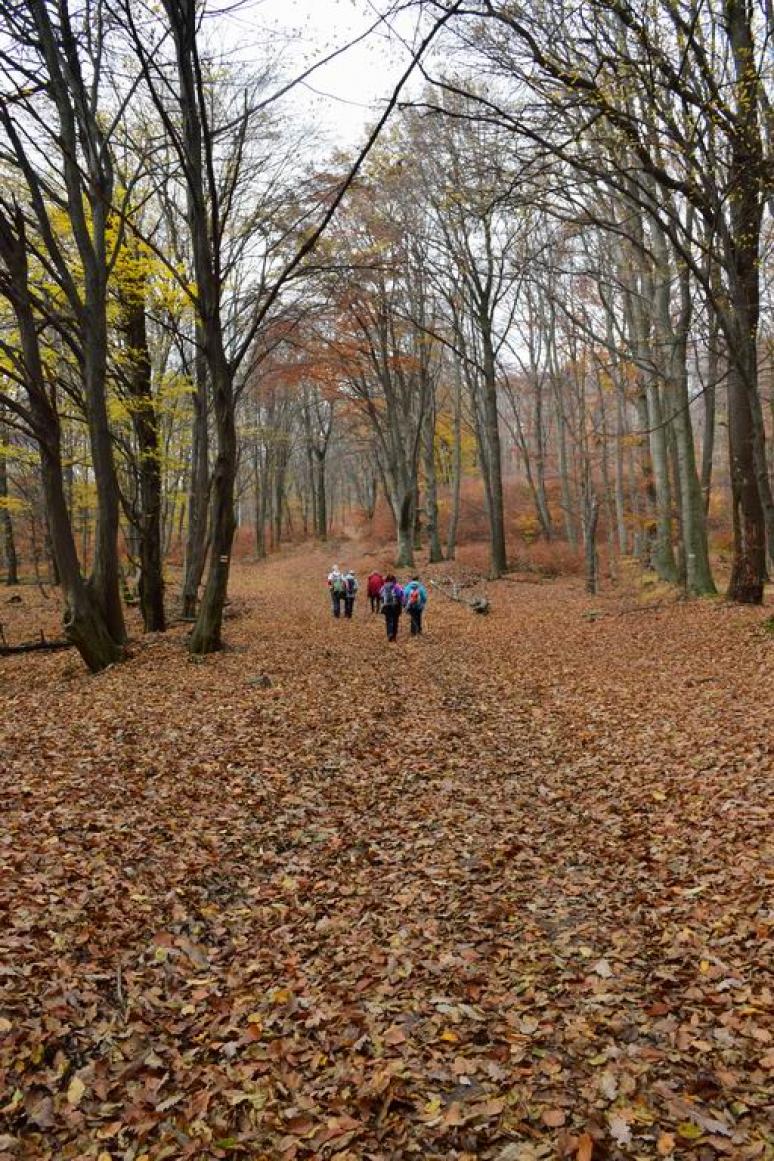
left=430, top=580, right=490, bottom=614
left=0, top=628, right=74, bottom=655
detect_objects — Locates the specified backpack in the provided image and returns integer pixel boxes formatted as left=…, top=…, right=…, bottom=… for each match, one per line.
left=382, top=582, right=397, bottom=608
left=331, top=575, right=345, bottom=595
left=407, top=586, right=421, bottom=607
left=345, top=575, right=356, bottom=595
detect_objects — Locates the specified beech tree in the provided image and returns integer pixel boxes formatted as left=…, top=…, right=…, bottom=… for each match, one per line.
left=424, top=0, right=773, bottom=601
left=0, top=0, right=137, bottom=667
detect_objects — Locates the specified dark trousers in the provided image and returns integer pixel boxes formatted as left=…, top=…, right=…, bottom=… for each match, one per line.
left=344, top=597, right=355, bottom=619
left=383, top=605, right=401, bottom=641
left=408, top=607, right=423, bottom=635
left=369, top=595, right=381, bottom=613
left=331, top=592, right=342, bottom=618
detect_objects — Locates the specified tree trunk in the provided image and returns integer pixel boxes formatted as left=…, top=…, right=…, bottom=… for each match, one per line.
left=395, top=490, right=415, bottom=567
left=315, top=452, right=327, bottom=541
left=596, top=377, right=617, bottom=575
left=726, top=364, right=766, bottom=603
left=189, top=357, right=236, bottom=653
left=121, top=286, right=166, bottom=631
left=0, top=201, right=122, bottom=671
left=667, top=296, right=715, bottom=595
left=23, top=0, right=125, bottom=645
left=423, top=405, right=443, bottom=563
left=723, top=0, right=770, bottom=592
left=445, top=362, right=463, bottom=560
left=44, top=512, right=60, bottom=586
left=553, top=379, right=577, bottom=549
left=0, top=441, right=19, bottom=585
left=83, top=297, right=126, bottom=644
left=39, top=423, right=123, bottom=669
left=183, top=331, right=210, bottom=618
left=583, top=488, right=600, bottom=595
left=701, top=328, right=718, bottom=516
left=533, top=376, right=552, bottom=540
left=480, top=325, right=507, bottom=576
left=614, top=386, right=628, bottom=555
left=254, top=447, right=268, bottom=559
left=671, top=380, right=715, bottom=595
left=645, top=379, right=678, bottom=582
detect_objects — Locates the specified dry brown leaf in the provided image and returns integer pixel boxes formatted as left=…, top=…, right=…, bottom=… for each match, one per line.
left=576, top=1133, right=594, bottom=1161
left=1, top=553, right=770, bottom=1159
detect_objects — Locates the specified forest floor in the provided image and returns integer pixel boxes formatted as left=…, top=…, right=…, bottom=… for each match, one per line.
left=0, top=547, right=772, bottom=1161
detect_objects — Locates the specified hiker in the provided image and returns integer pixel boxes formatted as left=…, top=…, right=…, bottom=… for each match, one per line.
left=343, top=569, right=359, bottom=618
left=380, top=574, right=404, bottom=642
left=402, top=575, right=428, bottom=636
left=366, top=569, right=384, bottom=613
left=327, top=564, right=345, bottom=618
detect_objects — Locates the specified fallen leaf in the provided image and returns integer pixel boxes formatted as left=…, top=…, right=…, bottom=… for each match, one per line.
left=576, top=1132, right=594, bottom=1161
left=598, top=1069, right=618, bottom=1101
left=677, top=1121, right=704, bottom=1140
left=608, top=1112, right=632, bottom=1146
left=66, top=1076, right=86, bottom=1107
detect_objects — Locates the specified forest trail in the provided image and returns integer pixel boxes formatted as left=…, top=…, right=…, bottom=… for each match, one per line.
left=1, top=549, right=772, bottom=1160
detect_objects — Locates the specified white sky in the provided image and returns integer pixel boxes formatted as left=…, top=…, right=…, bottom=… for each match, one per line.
left=217, top=0, right=430, bottom=149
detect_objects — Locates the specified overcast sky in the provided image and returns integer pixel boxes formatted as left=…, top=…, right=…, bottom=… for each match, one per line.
left=217, top=0, right=430, bottom=149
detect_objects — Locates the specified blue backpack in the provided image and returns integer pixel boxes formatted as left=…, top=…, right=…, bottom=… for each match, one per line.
left=382, top=582, right=398, bottom=608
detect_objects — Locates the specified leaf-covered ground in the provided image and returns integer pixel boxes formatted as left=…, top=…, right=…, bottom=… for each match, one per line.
left=1, top=549, right=772, bottom=1161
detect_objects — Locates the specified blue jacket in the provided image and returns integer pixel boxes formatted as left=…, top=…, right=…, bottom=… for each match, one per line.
left=403, top=581, right=427, bottom=609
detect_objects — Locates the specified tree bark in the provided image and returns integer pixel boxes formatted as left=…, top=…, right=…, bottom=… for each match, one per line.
left=726, top=364, right=766, bottom=603
left=480, top=322, right=507, bottom=576
left=701, top=316, right=719, bottom=516
left=583, top=487, right=600, bottom=595
left=395, top=490, right=415, bottom=568
left=650, top=213, right=715, bottom=595
left=120, top=283, right=166, bottom=631
left=183, top=329, right=210, bottom=618
left=445, top=360, right=463, bottom=560
left=723, top=0, right=773, bottom=580
left=0, top=201, right=123, bottom=670
left=161, top=0, right=238, bottom=653
left=0, top=439, right=19, bottom=585
left=423, top=402, right=443, bottom=563
left=189, top=355, right=236, bottom=653
left=315, top=451, right=328, bottom=541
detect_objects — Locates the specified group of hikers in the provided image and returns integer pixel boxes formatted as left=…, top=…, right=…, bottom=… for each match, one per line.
left=326, top=565, right=428, bottom=641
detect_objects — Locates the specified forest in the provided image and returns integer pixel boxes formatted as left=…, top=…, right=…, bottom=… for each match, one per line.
left=0, top=1, right=772, bottom=1159
left=0, top=0, right=771, bottom=668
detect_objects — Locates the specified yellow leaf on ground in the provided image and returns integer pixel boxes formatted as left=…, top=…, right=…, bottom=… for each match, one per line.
left=677, top=1121, right=704, bottom=1139
left=66, top=1076, right=85, bottom=1107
